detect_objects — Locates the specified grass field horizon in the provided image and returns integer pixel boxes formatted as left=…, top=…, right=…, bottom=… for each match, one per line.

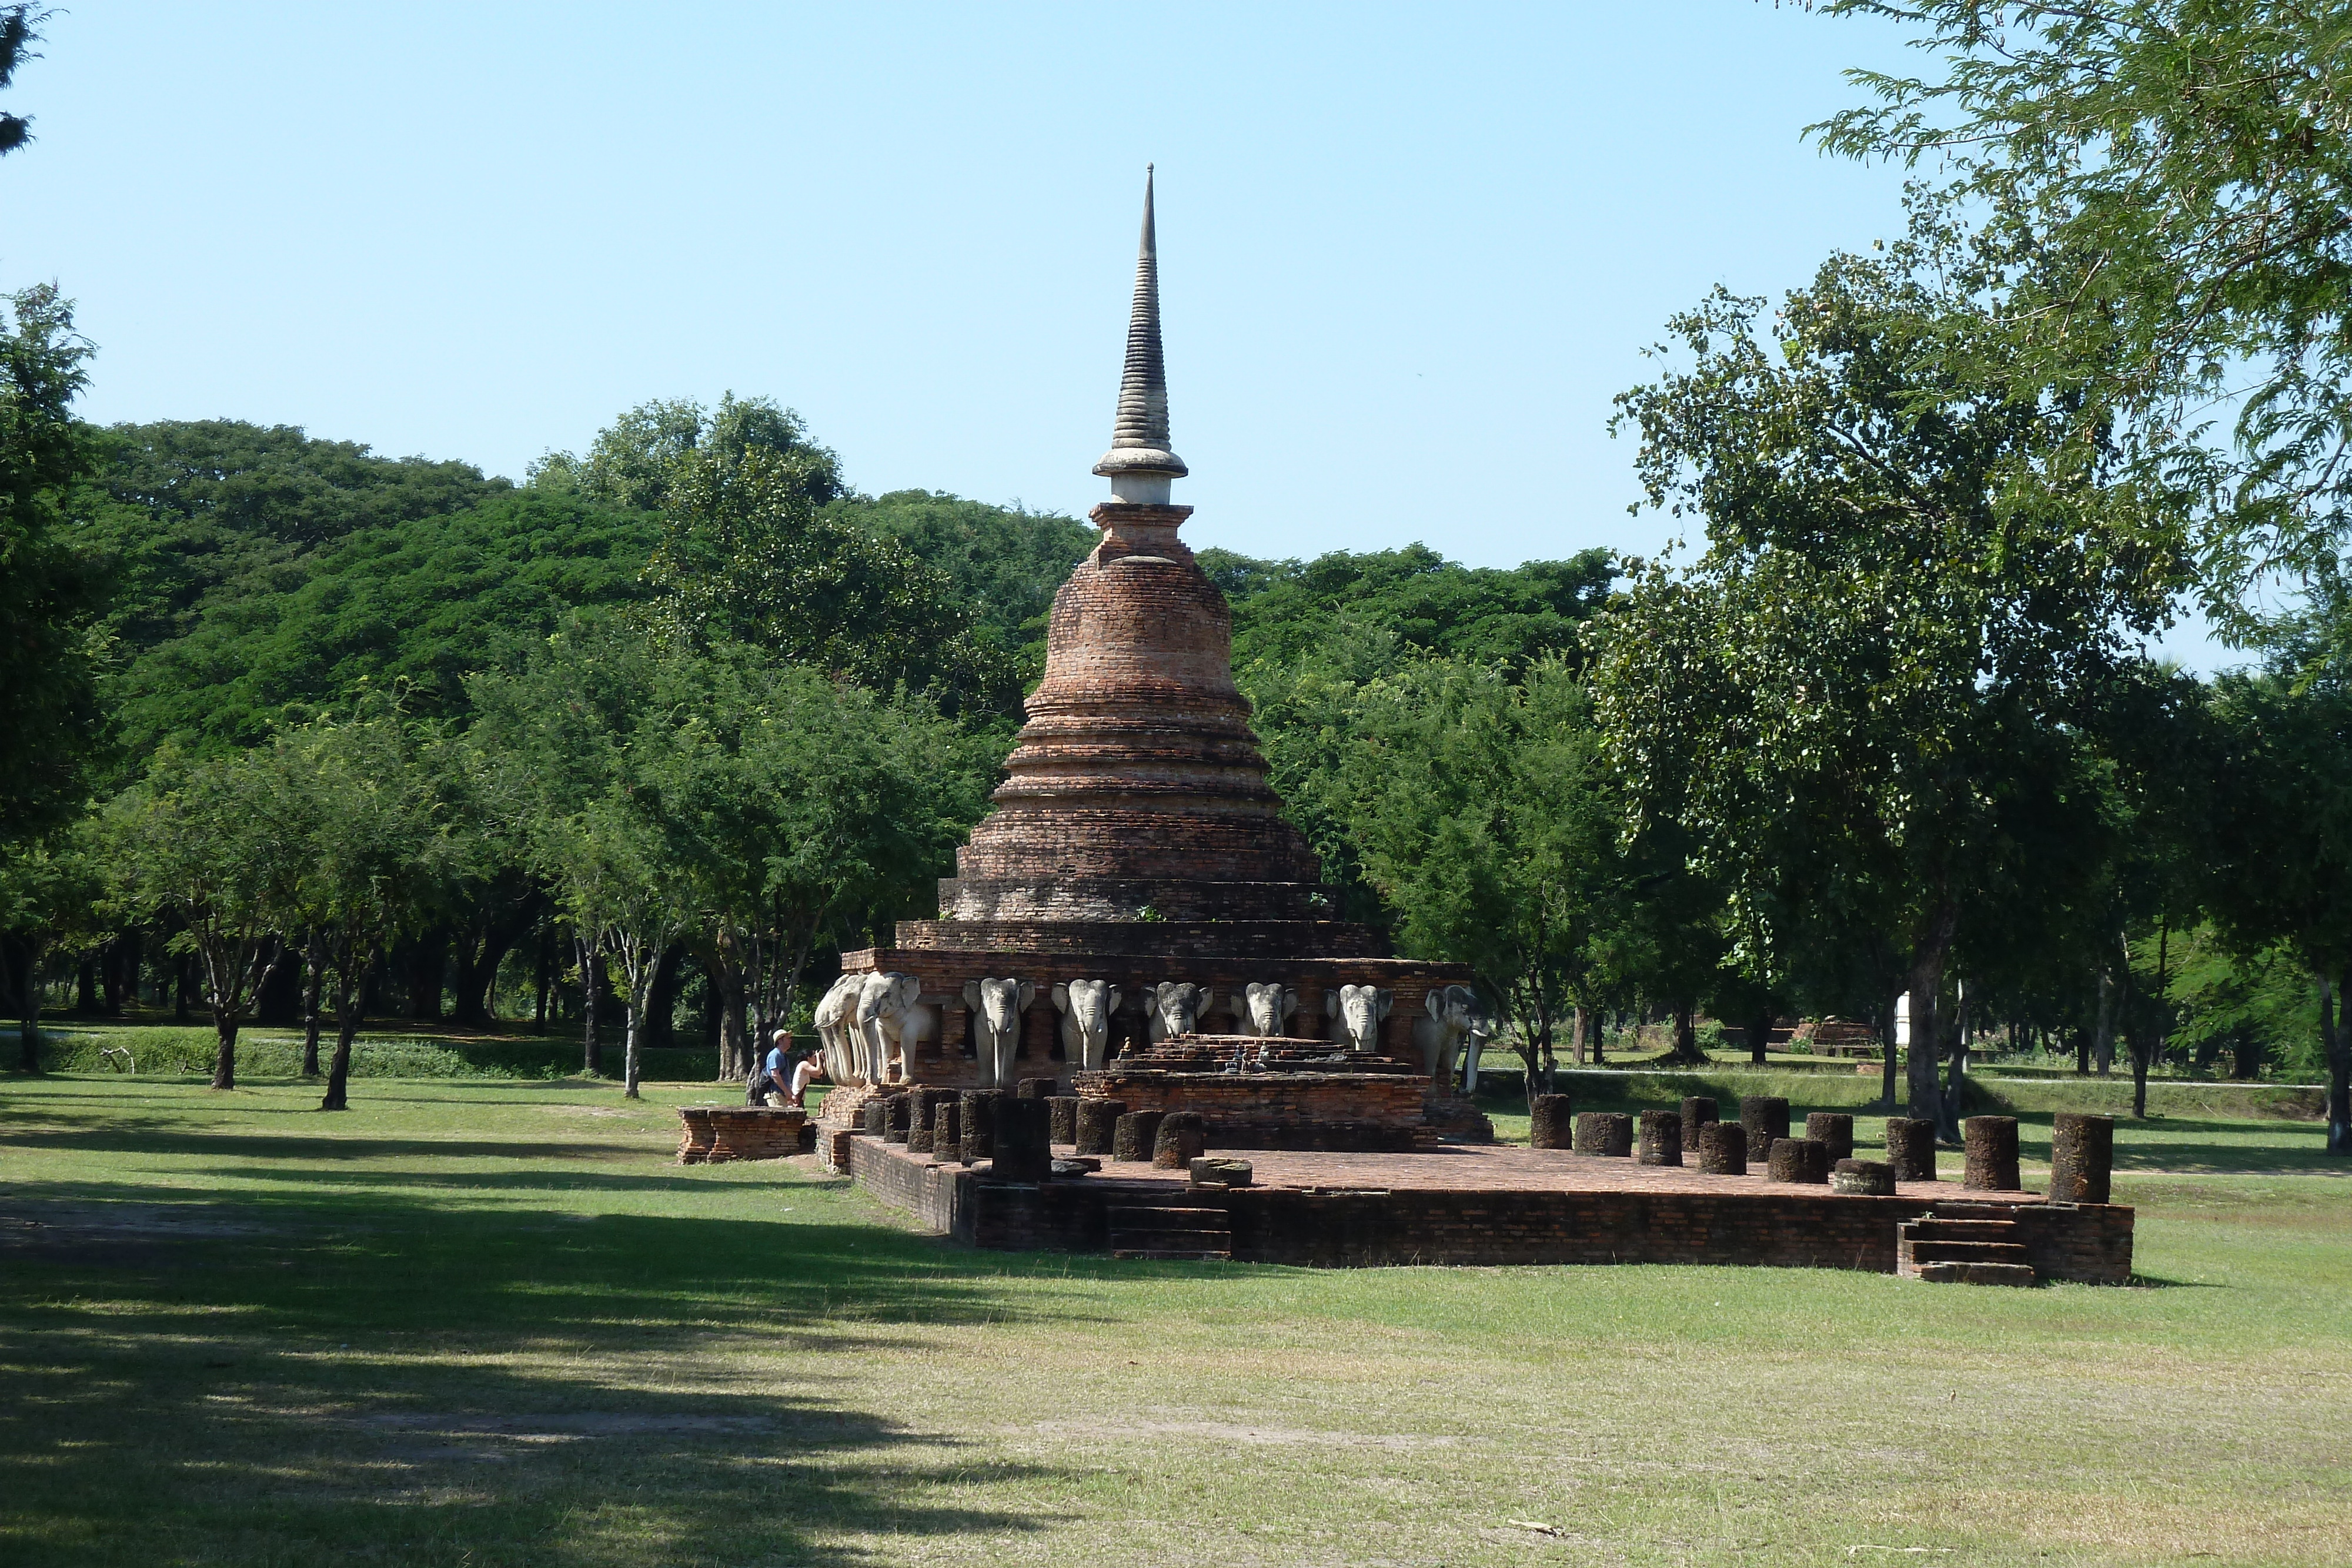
left=3, top=1070, right=2345, bottom=1566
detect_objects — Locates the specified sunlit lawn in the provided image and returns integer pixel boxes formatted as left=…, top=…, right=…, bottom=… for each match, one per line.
left=1, top=1071, right=2345, bottom=1567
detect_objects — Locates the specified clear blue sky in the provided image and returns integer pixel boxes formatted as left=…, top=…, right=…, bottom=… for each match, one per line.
left=1, top=1, right=2228, bottom=666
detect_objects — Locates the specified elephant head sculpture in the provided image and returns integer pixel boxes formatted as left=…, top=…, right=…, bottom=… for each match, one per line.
left=963, top=977, right=1037, bottom=1089
left=1242, top=981, right=1300, bottom=1038
left=1051, top=978, right=1121, bottom=1072
left=812, top=973, right=866, bottom=1085
left=854, top=972, right=928, bottom=1085
left=1328, top=983, right=1394, bottom=1052
left=1147, top=981, right=1215, bottom=1041
left=1411, top=984, right=1482, bottom=1084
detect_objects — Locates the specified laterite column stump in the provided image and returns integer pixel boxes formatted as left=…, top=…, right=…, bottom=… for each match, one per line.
left=1574, top=1112, right=1633, bottom=1158
left=1885, top=1116, right=1937, bottom=1182
left=2049, top=1111, right=2114, bottom=1204
left=1529, top=1094, right=1574, bottom=1149
left=1963, top=1116, right=2022, bottom=1191
left=1696, top=1121, right=1747, bottom=1175
left=1637, top=1109, right=1683, bottom=1167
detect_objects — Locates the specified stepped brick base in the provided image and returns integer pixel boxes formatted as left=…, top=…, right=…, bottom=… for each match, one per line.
left=843, top=1137, right=2134, bottom=1281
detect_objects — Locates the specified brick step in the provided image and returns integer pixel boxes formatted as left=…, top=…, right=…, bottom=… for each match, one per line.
left=1902, top=1218, right=2019, bottom=1242
left=1910, top=1261, right=2037, bottom=1286
left=1901, top=1239, right=2031, bottom=1267
left=1107, top=1206, right=1228, bottom=1232
left=1110, top=1248, right=1232, bottom=1262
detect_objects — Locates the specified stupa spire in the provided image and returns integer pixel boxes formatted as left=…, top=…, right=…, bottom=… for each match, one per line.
left=1094, top=165, right=1187, bottom=503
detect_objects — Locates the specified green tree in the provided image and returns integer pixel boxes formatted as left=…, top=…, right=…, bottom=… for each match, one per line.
left=531, top=393, right=842, bottom=513
left=2201, top=668, right=2352, bottom=1151
left=101, top=747, right=310, bottom=1089
left=1816, top=0, right=2352, bottom=603
left=1596, top=244, right=2190, bottom=1133
left=0, top=285, right=105, bottom=844
left=0, top=5, right=51, bottom=157
left=275, top=708, right=448, bottom=1111
left=0, top=823, right=105, bottom=1069
left=1318, top=657, right=1631, bottom=1105
left=645, top=443, right=1014, bottom=714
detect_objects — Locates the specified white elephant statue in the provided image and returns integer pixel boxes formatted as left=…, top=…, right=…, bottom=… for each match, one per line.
left=1462, top=1017, right=1494, bottom=1094
left=1411, top=985, right=1482, bottom=1084
left=813, top=973, right=866, bottom=1085
left=1147, top=981, right=1215, bottom=1041
left=963, top=977, right=1036, bottom=1088
left=1328, top=983, right=1394, bottom=1053
left=1242, top=981, right=1300, bottom=1038
left=1052, top=978, right=1121, bottom=1071
left=855, top=972, right=930, bottom=1085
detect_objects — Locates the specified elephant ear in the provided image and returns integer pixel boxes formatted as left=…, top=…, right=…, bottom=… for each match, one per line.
left=1106, top=985, right=1122, bottom=1012
left=1282, top=988, right=1299, bottom=1021
left=1051, top=982, right=1071, bottom=1014
left=1195, top=987, right=1214, bottom=1012
left=1375, top=988, right=1395, bottom=1019
left=1426, top=989, right=1447, bottom=1022
left=963, top=979, right=981, bottom=1011
left=1017, top=981, right=1037, bottom=1011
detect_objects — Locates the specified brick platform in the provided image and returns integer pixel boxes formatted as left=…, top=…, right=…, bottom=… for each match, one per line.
left=844, top=1136, right=2134, bottom=1282
left=675, top=1107, right=808, bottom=1163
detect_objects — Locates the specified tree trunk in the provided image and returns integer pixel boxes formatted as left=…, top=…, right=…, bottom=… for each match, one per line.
left=578, top=931, right=603, bottom=1075
left=710, top=933, right=751, bottom=1082
left=2326, top=971, right=2351, bottom=1156
left=299, top=931, right=324, bottom=1077
left=1938, top=979, right=1967, bottom=1143
left=1747, top=1008, right=1770, bottom=1065
left=16, top=933, right=46, bottom=1073
left=320, top=949, right=372, bottom=1112
left=1905, top=940, right=1949, bottom=1138
left=1880, top=992, right=1899, bottom=1110
left=402, top=928, right=447, bottom=1022
left=647, top=941, right=686, bottom=1049
left=75, top=954, right=96, bottom=1014
left=2093, top=967, right=2116, bottom=1077
left=1569, top=1004, right=1588, bottom=1066
left=533, top=921, right=552, bottom=1034
left=211, top=1007, right=239, bottom=1091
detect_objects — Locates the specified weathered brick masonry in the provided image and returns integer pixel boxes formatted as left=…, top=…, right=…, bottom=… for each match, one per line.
left=845, top=1136, right=2133, bottom=1282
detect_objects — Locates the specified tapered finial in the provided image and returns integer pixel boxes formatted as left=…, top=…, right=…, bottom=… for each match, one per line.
left=1094, top=166, right=1186, bottom=502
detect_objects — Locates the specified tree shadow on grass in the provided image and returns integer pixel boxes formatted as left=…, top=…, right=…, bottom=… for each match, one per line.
left=0, top=1176, right=1082, bottom=1567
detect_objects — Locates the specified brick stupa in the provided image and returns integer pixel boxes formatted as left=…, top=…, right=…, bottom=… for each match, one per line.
left=839, top=170, right=1474, bottom=1091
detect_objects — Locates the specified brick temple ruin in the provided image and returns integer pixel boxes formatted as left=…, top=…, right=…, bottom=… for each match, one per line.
left=721, top=173, right=2135, bottom=1285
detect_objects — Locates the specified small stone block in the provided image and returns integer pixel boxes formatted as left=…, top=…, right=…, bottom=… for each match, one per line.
left=1962, top=1115, right=2022, bottom=1191
left=1884, top=1116, right=1937, bottom=1182
left=958, top=1089, right=1002, bottom=1166
left=990, top=1096, right=1053, bottom=1183
left=1111, top=1110, right=1164, bottom=1163
left=1017, top=1076, right=1058, bottom=1101
left=1048, top=1095, right=1081, bottom=1146
left=1573, top=1111, right=1633, bottom=1158
left=1075, top=1098, right=1125, bottom=1156
left=1529, top=1094, right=1574, bottom=1149
left=1830, top=1158, right=1895, bottom=1196
left=1696, top=1121, right=1747, bottom=1175
left=2049, top=1111, right=2114, bottom=1204
left=1805, top=1111, right=1854, bottom=1164
left=1739, top=1095, right=1791, bottom=1150
left=1050, top=1158, right=1093, bottom=1179
left=1190, top=1156, right=1254, bottom=1189
left=861, top=1099, right=887, bottom=1138
left=883, top=1093, right=911, bottom=1144
left=1637, top=1108, right=1683, bottom=1166
left=1768, top=1136, right=1829, bottom=1184
left=1153, top=1111, right=1208, bottom=1169
left=931, top=1101, right=958, bottom=1159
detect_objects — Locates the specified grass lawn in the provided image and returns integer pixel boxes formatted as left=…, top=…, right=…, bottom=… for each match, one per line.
left=1, top=1073, right=2345, bottom=1567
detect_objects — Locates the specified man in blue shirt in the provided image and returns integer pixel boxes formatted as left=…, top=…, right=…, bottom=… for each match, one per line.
left=746, top=1032, right=798, bottom=1106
